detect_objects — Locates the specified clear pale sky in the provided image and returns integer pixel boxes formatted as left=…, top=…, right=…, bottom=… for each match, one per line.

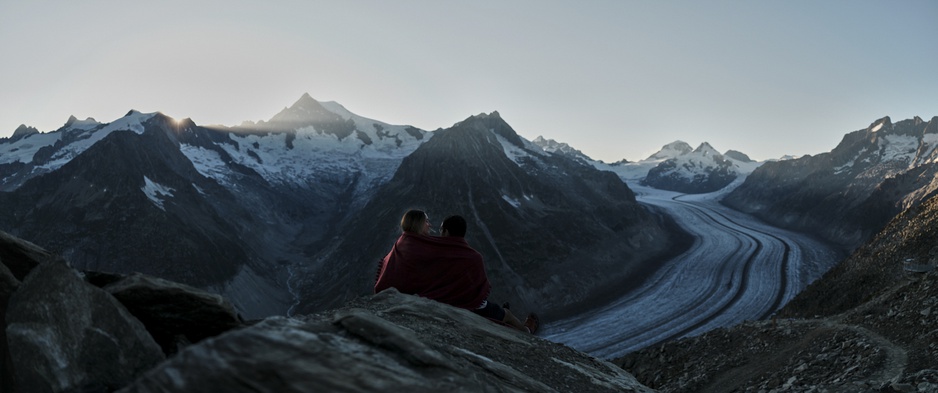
left=1, top=1, right=936, bottom=162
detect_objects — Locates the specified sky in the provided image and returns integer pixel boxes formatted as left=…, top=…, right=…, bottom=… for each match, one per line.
left=1, top=1, right=936, bottom=163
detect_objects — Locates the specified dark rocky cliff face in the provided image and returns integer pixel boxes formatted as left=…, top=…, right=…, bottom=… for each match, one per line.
left=722, top=116, right=938, bottom=250
left=293, top=112, right=685, bottom=320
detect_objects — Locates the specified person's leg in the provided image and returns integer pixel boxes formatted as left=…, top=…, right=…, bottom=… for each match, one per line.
left=473, top=301, right=536, bottom=334
left=502, top=309, right=528, bottom=332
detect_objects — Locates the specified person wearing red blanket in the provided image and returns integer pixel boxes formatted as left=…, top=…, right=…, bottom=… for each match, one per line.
left=375, top=210, right=538, bottom=334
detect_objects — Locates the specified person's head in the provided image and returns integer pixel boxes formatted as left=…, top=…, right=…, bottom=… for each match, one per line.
left=440, top=215, right=467, bottom=237
left=401, top=209, right=431, bottom=235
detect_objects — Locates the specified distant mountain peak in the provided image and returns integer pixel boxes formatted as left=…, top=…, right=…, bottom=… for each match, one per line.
left=724, top=150, right=754, bottom=163
left=869, top=116, right=892, bottom=132
left=294, top=92, right=319, bottom=109
left=646, top=141, right=693, bottom=161
left=63, top=115, right=100, bottom=130
left=8, top=124, right=40, bottom=143
left=443, top=111, right=530, bottom=152
left=532, top=136, right=592, bottom=162
left=12, top=124, right=39, bottom=138
left=266, top=93, right=335, bottom=126
left=694, top=142, right=721, bottom=157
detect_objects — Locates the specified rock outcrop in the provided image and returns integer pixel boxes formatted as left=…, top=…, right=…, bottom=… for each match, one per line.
left=102, top=273, right=244, bottom=355
left=121, top=289, right=652, bottom=393
left=6, top=260, right=165, bottom=392
left=0, top=231, right=57, bottom=280
left=1, top=231, right=653, bottom=392
left=0, top=259, right=19, bottom=390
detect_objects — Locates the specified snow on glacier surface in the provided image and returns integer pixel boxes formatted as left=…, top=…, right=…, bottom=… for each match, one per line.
left=917, top=133, right=938, bottom=165
left=179, top=144, right=233, bottom=184
left=0, top=118, right=106, bottom=166
left=495, top=132, right=546, bottom=167
left=878, top=134, right=918, bottom=164
left=0, top=131, right=61, bottom=165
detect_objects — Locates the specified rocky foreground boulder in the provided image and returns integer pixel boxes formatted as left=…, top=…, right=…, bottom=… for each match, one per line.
left=1, top=230, right=652, bottom=392
left=121, top=289, right=651, bottom=393
left=6, top=260, right=165, bottom=392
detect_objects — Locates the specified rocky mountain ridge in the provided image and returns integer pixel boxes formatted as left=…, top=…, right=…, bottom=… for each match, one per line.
left=0, top=95, right=431, bottom=318
left=592, top=140, right=763, bottom=194
left=723, top=115, right=938, bottom=250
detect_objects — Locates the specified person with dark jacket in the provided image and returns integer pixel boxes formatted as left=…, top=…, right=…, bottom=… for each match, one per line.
left=375, top=210, right=538, bottom=333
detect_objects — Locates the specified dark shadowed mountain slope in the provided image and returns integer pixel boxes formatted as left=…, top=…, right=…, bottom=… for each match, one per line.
left=0, top=95, right=430, bottom=318
left=723, top=116, right=938, bottom=250
left=0, top=113, right=253, bottom=287
left=780, top=186, right=938, bottom=319
left=293, top=112, right=686, bottom=320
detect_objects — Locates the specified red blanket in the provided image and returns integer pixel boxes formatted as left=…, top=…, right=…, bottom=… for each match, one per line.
left=375, top=233, right=491, bottom=310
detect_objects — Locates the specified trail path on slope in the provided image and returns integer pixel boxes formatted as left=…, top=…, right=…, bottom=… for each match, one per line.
left=697, top=319, right=907, bottom=393
left=541, top=184, right=843, bottom=359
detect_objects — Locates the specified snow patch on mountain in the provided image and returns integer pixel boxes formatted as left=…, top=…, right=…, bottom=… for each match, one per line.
left=179, top=144, right=234, bottom=185
left=502, top=195, right=522, bottom=208
left=495, top=132, right=546, bottom=166
left=916, top=133, right=938, bottom=166
left=142, top=176, right=175, bottom=210
left=0, top=131, right=61, bottom=165
left=1, top=111, right=150, bottom=169
left=174, top=97, right=431, bottom=208
left=878, top=134, right=918, bottom=165
left=67, top=117, right=102, bottom=131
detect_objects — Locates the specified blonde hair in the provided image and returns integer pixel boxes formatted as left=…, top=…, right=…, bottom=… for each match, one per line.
left=400, top=209, right=427, bottom=234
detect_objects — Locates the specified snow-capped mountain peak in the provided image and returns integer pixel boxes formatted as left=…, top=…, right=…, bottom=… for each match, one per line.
left=64, top=115, right=100, bottom=130
left=8, top=124, right=40, bottom=144
left=693, top=142, right=721, bottom=157
left=266, top=93, right=335, bottom=125
left=532, top=136, right=593, bottom=163
left=868, top=116, right=891, bottom=133
left=647, top=141, right=693, bottom=161
left=724, top=150, right=754, bottom=163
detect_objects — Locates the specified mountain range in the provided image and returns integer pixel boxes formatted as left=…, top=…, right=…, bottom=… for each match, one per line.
left=0, top=94, right=683, bottom=320
left=2, top=93, right=937, bottom=391
left=724, top=115, right=938, bottom=250
left=551, top=139, right=766, bottom=194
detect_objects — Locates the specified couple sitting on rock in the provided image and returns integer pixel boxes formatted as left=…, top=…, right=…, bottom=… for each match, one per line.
left=375, top=209, right=539, bottom=334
